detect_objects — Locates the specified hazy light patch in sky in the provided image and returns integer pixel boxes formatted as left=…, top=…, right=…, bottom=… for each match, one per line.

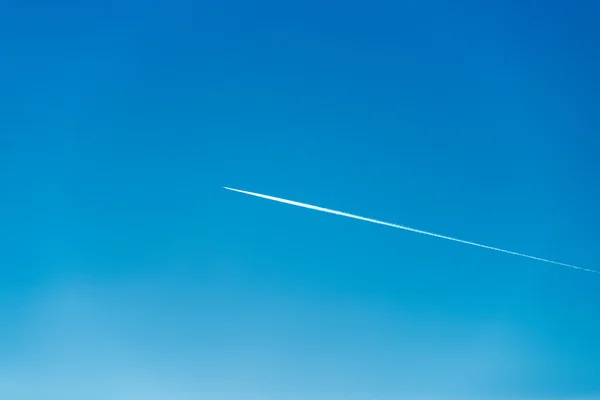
left=224, top=187, right=597, bottom=275
left=0, top=280, right=555, bottom=400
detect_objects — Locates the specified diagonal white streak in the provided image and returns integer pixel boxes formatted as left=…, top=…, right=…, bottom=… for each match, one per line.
left=224, top=186, right=598, bottom=275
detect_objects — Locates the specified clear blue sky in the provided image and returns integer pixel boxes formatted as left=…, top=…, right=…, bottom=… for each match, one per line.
left=1, top=0, right=599, bottom=398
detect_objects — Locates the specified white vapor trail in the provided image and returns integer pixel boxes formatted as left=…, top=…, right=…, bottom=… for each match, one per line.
left=224, top=186, right=598, bottom=275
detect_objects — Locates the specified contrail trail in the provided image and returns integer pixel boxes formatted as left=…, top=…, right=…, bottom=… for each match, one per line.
left=224, top=186, right=598, bottom=275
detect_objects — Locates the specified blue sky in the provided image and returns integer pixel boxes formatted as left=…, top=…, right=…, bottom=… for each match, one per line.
left=1, top=0, right=599, bottom=398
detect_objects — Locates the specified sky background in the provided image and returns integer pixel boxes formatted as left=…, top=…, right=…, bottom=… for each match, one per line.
left=1, top=0, right=599, bottom=398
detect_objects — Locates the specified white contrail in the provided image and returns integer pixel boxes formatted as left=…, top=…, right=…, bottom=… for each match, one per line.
left=224, top=186, right=598, bottom=275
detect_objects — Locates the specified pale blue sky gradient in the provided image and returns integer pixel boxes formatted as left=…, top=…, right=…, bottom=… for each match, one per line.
left=1, top=0, right=599, bottom=398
